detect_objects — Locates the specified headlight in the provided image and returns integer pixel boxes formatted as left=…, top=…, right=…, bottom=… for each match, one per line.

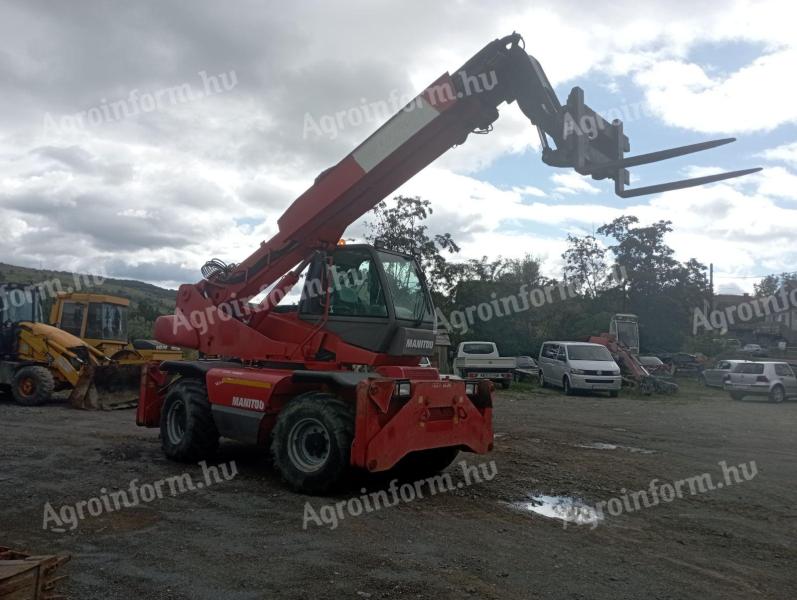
left=465, top=382, right=478, bottom=396
left=393, top=380, right=411, bottom=399
left=571, top=368, right=585, bottom=375
left=613, top=370, right=621, bottom=376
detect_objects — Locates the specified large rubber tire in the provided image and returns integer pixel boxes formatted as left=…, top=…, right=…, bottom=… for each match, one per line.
left=538, top=370, right=547, bottom=388
left=11, top=366, right=54, bottom=406
left=160, top=378, right=219, bottom=462
left=563, top=377, right=574, bottom=396
left=393, top=447, right=460, bottom=481
left=270, top=393, right=354, bottom=495
left=730, top=392, right=744, bottom=401
left=608, top=390, right=619, bottom=398
left=769, top=385, right=785, bottom=404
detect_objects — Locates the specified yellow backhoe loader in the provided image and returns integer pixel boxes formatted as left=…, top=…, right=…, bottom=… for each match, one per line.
left=49, top=292, right=182, bottom=363
left=0, top=284, right=137, bottom=409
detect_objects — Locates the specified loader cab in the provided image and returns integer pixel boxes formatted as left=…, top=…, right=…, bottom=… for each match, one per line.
left=50, top=293, right=129, bottom=355
left=0, top=284, right=44, bottom=356
left=610, top=313, right=640, bottom=355
left=298, top=244, right=436, bottom=356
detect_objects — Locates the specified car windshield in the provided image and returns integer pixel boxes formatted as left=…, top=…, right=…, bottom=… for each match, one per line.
left=568, top=345, right=614, bottom=361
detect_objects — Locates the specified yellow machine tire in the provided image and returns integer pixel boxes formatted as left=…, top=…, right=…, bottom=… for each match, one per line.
left=12, top=366, right=55, bottom=407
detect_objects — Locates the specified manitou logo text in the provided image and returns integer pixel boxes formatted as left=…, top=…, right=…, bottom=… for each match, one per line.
left=406, top=339, right=433, bottom=350
left=231, top=396, right=265, bottom=411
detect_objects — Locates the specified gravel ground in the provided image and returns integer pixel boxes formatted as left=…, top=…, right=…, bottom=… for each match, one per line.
left=1, top=380, right=795, bottom=599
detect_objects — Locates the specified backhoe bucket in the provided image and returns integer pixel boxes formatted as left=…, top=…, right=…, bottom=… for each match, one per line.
left=68, top=364, right=140, bottom=410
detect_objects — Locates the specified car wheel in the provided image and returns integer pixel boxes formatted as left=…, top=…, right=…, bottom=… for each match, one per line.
left=769, top=385, right=785, bottom=404
left=608, top=390, right=619, bottom=398
left=729, top=392, right=744, bottom=401
left=700, top=374, right=709, bottom=387
left=538, top=370, right=547, bottom=388
left=563, top=377, right=574, bottom=396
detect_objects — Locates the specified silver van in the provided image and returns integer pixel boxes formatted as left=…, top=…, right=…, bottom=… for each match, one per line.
left=538, top=341, right=622, bottom=396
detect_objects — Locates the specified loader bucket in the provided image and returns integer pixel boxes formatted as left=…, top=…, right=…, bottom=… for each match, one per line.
left=68, top=363, right=141, bottom=410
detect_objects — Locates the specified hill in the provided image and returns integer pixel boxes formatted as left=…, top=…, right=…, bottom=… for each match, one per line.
left=0, top=262, right=178, bottom=340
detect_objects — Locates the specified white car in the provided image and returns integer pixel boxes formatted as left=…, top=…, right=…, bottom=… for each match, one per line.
left=538, top=341, right=622, bottom=397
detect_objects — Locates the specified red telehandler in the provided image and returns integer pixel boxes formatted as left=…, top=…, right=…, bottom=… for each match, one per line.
left=136, top=33, right=759, bottom=493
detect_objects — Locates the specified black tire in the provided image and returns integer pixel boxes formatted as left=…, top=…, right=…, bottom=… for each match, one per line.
left=500, top=380, right=511, bottom=390
left=700, top=374, right=709, bottom=387
left=160, top=378, right=219, bottom=462
left=11, top=366, right=54, bottom=406
left=393, top=447, right=460, bottom=481
left=271, top=393, right=354, bottom=494
left=538, top=370, right=547, bottom=388
left=609, top=390, right=619, bottom=398
left=769, top=385, right=785, bottom=404
left=730, top=392, right=744, bottom=401
left=563, top=377, right=574, bottom=396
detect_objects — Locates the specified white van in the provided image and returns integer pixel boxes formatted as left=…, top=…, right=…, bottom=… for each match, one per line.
left=538, top=341, right=622, bottom=396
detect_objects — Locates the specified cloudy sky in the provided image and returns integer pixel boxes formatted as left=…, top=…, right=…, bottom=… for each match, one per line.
left=1, top=0, right=794, bottom=293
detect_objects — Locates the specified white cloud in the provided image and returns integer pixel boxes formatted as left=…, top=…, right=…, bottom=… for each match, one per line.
left=761, top=141, right=797, bottom=168
left=550, top=172, right=601, bottom=195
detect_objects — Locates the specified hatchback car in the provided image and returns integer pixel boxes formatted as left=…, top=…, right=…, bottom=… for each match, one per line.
left=701, top=359, right=748, bottom=388
left=724, top=361, right=797, bottom=402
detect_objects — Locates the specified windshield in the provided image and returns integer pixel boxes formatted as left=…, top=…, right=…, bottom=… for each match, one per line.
left=0, top=286, right=42, bottom=324
left=85, top=302, right=128, bottom=341
left=328, top=249, right=388, bottom=317
left=377, top=251, right=432, bottom=322
left=568, top=345, right=614, bottom=362
left=462, top=343, right=495, bottom=354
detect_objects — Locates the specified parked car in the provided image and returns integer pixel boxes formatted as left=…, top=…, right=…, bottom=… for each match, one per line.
left=513, top=356, right=539, bottom=382
left=701, top=359, right=749, bottom=387
left=740, top=343, right=768, bottom=357
left=538, top=341, right=622, bottom=397
left=660, top=352, right=705, bottom=376
left=638, top=355, right=669, bottom=376
left=453, top=341, right=516, bottom=389
left=724, top=361, right=797, bottom=402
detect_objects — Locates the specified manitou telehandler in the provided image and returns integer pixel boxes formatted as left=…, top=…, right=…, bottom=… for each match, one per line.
left=137, top=33, right=758, bottom=493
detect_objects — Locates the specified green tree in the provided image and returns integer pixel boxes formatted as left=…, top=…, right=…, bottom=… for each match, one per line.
left=561, top=234, right=608, bottom=297
left=365, top=196, right=461, bottom=292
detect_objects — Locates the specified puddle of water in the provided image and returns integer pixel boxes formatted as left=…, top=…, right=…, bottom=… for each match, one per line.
left=510, top=495, right=603, bottom=526
left=575, top=442, right=655, bottom=454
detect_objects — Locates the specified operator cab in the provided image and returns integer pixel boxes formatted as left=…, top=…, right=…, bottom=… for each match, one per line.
left=298, top=244, right=436, bottom=356
left=0, top=284, right=44, bottom=357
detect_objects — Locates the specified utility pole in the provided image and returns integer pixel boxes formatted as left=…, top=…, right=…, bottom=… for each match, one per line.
left=709, top=263, right=714, bottom=311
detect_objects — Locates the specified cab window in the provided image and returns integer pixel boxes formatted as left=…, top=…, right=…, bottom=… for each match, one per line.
left=86, top=303, right=127, bottom=341
left=60, top=302, right=85, bottom=336
left=328, top=249, right=388, bottom=318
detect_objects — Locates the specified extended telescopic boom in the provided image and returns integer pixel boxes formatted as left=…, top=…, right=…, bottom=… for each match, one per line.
left=161, top=33, right=760, bottom=337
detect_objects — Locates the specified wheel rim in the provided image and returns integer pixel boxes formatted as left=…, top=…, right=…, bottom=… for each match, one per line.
left=18, top=377, right=35, bottom=397
left=287, top=417, right=331, bottom=473
left=773, top=387, right=784, bottom=403
left=167, top=399, right=187, bottom=444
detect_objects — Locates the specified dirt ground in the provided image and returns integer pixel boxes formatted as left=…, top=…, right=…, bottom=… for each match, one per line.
left=1, top=380, right=795, bottom=600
